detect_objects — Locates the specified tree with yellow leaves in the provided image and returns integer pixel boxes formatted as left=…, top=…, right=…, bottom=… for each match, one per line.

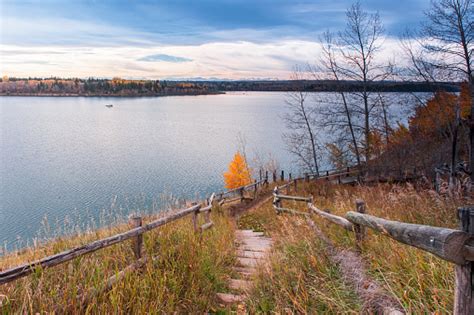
left=223, top=152, right=252, bottom=189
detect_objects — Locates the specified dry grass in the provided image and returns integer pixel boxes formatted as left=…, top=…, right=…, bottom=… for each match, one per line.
left=239, top=196, right=361, bottom=313
left=1, top=182, right=469, bottom=313
left=0, top=206, right=235, bottom=314
left=239, top=181, right=471, bottom=314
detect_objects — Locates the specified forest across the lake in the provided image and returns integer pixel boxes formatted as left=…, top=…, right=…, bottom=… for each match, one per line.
left=0, top=76, right=460, bottom=97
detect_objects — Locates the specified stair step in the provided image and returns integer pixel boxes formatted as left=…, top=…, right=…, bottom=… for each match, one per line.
left=233, top=266, right=256, bottom=274
left=235, top=230, right=265, bottom=237
left=229, top=279, right=252, bottom=292
left=235, top=237, right=273, bottom=244
left=236, top=240, right=273, bottom=247
left=240, top=245, right=270, bottom=252
left=216, top=293, right=245, bottom=304
left=237, top=257, right=262, bottom=268
left=236, top=250, right=267, bottom=259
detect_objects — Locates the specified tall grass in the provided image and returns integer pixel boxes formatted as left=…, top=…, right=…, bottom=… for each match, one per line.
left=239, top=196, right=361, bottom=313
left=239, top=182, right=470, bottom=313
left=0, top=207, right=235, bottom=313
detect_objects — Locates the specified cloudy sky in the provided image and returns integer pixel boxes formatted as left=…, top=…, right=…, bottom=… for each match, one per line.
left=1, top=0, right=430, bottom=80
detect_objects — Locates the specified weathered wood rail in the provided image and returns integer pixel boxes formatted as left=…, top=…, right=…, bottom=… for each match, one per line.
left=0, top=169, right=281, bottom=288
left=272, top=180, right=474, bottom=314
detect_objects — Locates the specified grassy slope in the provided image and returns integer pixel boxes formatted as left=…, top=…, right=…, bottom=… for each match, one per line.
left=0, top=207, right=235, bottom=314
left=0, top=182, right=469, bottom=314
left=238, top=182, right=469, bottom=314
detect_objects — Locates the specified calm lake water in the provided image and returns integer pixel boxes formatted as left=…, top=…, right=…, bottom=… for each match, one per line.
left=0, top=91, right=421, bottom=251
left=0, top=92, right=297, bottom=250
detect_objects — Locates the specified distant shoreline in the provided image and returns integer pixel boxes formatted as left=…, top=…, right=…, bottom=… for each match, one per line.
left=0, top=79, right=461, bottom=97
left=0, top=91, right=225, bottom=97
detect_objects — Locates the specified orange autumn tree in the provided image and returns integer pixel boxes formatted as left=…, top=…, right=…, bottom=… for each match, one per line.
left=223, top=152, right=252, bottom=189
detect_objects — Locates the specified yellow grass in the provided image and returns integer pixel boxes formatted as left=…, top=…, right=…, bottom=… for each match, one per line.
left=0, top=207, right=235, bottom=313
left=239, top=182, right=471, bottom=313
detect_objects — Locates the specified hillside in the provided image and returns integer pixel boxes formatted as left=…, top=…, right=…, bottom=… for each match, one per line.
left=0, top=175, right=472, bottom=313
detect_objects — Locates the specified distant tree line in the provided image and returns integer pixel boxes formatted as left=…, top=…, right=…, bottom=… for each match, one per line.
left=0, top=76, right=460, bottom=96
left=0, top=77, right=219, bottom=96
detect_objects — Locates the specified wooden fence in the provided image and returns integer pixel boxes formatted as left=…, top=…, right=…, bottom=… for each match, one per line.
left=272, top=180, right=474, bottom=315
left=0, top=170, right=281, bottom=287
left=0, top=165, right=437, bottom=307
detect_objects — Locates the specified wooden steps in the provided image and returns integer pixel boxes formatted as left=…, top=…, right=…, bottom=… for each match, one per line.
left=217, top=229, right=273, bottom=307
left=216, top=293, right=245, bottom=304
left=229, top=279, right=252, bottom=292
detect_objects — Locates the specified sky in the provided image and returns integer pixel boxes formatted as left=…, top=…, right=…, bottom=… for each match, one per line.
left=0, top=0, right=430, bottom=80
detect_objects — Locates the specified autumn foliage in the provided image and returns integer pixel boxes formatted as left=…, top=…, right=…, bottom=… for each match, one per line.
left=369, top=82, right=472, bottom=174
left=223, top=152, right=252, bottom=189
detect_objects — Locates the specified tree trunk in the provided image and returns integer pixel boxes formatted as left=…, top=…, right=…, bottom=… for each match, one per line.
left=341, top=92, right=361, bottom=168
left=450, top=104, right=460, bottom=191
left=470, top=81, right=474, bottom=184
left=363, top=92, right=370, bottom=163
left=300, top=95, right=319, bottom=175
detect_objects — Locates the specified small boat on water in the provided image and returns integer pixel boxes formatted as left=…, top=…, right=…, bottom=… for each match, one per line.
left=105, top=104, right=113, bottom=108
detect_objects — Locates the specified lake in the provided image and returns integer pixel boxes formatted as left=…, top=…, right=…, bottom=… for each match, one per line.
left=0, top=91, right=422, bottom=251
left=0, top=92, right=299, bottom=251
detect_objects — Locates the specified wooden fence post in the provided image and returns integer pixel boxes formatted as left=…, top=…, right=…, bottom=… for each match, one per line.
left=435, top=171, right=441, bottom=193
left=191, top=202, right=199, bottom=232
left=259, top=169, right=262, bottom=181
left=294, top=179, right=298, bottom=192
left=204, top=196, right=211, bottom=224
left=354, top=200, right=366, bottom=250
left=254, top=180, right=258, bottom=199
left=346, top=167, right=350, bottom=177
left=326, top=171, right=329, bottom=181
left=281, top=170, right=284, bottom=181
left=305, top=173, right=309, bottom=183
left=273, top=171, right=277, bottom=183
left=265, top=171, right=269, bottom=187
left=337, top=175, right=341, bottom=184
left=454, top=206, right=474, bottom=315
left=129, top=215, right=143, bottom=259
left=289, top=173, right=292, bottom=181
left=273, top=187, right=281, bottom=214
left=239, top=188, right=244, bottom=203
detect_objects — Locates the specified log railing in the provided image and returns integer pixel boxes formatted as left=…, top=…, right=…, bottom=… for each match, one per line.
left=0, top=167, right=279, bottom=287
left=272, top=183, right=474, bottom=314
left=0, top=168, right=281, bottom=287
left=0, top=165, right=418, bottom=301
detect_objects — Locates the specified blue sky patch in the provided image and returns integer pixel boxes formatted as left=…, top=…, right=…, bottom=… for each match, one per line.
left=138, top=54, right=193, bottom=63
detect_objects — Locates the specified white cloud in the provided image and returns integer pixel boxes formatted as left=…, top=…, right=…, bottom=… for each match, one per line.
left=0, top=37, right=410, bottom=79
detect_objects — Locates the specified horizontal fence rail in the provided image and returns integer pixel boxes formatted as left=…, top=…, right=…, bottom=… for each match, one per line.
left=309, top=204, right=354, bottom=231
left=0, top=203, right=202, bottom=284
left=346, top=211, right=472, bottom=265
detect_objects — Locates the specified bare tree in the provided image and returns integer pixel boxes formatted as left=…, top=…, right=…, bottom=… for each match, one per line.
left=283, top=69, right=321, bottom=175
left=315, top=31, right=362, bottom=168
left=422, top=0, right=473, bottom=182
left=335, top=1, right=393, bottom=162
left=313, top=2, right=392, bottom=169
